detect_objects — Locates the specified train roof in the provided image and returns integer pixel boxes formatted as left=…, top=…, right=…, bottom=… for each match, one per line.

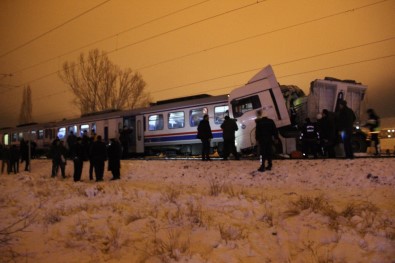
left=141, top=94, right=228, bottom=114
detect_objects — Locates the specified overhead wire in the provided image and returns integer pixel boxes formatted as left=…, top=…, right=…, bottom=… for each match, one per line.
left=0, top=0, right=112, bottom=59
left=136, top=0, right=391, bottom=71
left=10, top=0, right=211, bottom=75
left=5, top=0, right=388, bottom=92
left=4, top=0, right=262, bottom=91
left=0, top=0, right=393, bottom=122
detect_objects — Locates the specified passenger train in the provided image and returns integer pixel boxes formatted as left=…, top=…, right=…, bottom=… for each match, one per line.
left=2, top=65, right=383, bottom=157
left=0, top=65, right=290, bottom=157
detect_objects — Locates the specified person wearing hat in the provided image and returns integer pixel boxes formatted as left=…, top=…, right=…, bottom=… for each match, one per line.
left=336, top=100, right=356, bottom=159
left=255, top=109, right=279, bottom=172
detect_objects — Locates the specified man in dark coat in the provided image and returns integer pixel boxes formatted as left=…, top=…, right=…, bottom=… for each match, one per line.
left=73, top=137, right=85, bottom=182
left=107, top=138, right=122, bottom=180
left=336, top=100, right=356, bottom=159
left=90, top=135, right=107, bottom=182
left=20, top=139, right=30, bottom=171
left=255, top=110, right=279, bottom=172
left=1, top=145, right=10, bottom=174
left=300, top=118, right=320, bottom=158
left=220, top=116, right=239, bottom=160
left=320, top=109, right=337, bottom=158
left=67, top=131, right=77, bottom=158
left=197, top=114, right=213, bottom=161
left=9, top=145, right=20, bottom=174
left=51, top=139, right=67, bottom=178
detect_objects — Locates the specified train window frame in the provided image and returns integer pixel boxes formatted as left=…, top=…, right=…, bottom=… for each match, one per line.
left=68, top=125, right=77, bottom=135
left=231, top=95, right=261, bottom=118
left=148, top=114, right=164, bottom=131
left=214, top=105, right=229, bottom=125
left=30, top=130, right=37, bottom=140
left=38, top=130, right=44, bottom=140
left=80, top=124, right=90, bottom=137
left=57, top=127, right=66, bottom=140
left=168, top=111, right=185, bottom=129
left=190, top=108, right=207, bottom=127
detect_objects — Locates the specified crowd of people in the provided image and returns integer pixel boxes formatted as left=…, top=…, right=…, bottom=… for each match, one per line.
left=299, top=102, right=380, bottom=159
left=0, top=138, right=35, bottom=175
left=50, top=129, right=124, bottom=182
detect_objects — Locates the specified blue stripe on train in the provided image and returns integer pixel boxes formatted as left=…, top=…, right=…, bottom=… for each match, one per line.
left=145, top=132, right=223, bottom=143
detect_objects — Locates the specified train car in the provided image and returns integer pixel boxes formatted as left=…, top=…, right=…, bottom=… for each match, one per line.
left=137, top=94, right=229, bottom=155
left=0, top=95, right=229, bottom=157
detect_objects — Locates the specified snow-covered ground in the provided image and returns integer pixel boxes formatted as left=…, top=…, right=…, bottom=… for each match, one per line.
left=1, top=158, right=394, bottom=263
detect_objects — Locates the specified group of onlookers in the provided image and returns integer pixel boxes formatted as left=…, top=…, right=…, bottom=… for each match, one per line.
left=300, top=102, right=380, bottom=159
left=50, top=129, right=123, bottom=182
left=0, top=138, right=35, bottom=175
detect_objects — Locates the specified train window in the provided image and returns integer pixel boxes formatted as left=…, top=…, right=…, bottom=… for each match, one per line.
left=12, top=133, right=17, bottom=142
left=231, top=95, right=261, bottom=118
left=190, top=108, right=207, bottom=127
left=38, top=130, right=44, bottom=139
left=80, top=124, right=90, bottom=136
left=18, top=132, right=23, bottom=141
left=148, top=114, right=164, bottom=131
left=3, top=134, right=10, bottom=145
left=168, top=111, right=185, bottom=129
left=57, top=127, right=66, bottom=140
left=91, top=123, right=96, bottom=134
left=68, top=126, right=77, bottom=135
left=214, top=105, right=229, bottom=125
left=31, top=131, right=37, bottom=140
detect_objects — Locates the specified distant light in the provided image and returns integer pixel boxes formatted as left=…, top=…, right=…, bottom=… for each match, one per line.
left=356, top=126, right=360, bottom=130
left=388, top=129, right=391, bottom=132
left=388, top=135, right=391, bottom=138
left=392, top=129, right=395, bottom=132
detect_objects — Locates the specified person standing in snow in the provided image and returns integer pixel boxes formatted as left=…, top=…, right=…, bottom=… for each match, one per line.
left=220, top=115, right=239, bottom=160
left=255, top=110, right=279, bottom=172
left=320, top=109, right=337, bottom=158
left=51, top=139, right=67, bottom=178
left=336, top=100, right=356, bottom=159
left=300, top=118, right=320, bottom=158
left=73, top=137, right=85, bottom=182
left=90, top=135, right=107, bottom=182
left=107, top=138, right=122, bottom=180
left=197, top=114, right=213, bottom=161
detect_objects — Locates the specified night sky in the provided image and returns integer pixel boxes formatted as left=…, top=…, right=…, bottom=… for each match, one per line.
left=1, top=0, right=394, bottom=128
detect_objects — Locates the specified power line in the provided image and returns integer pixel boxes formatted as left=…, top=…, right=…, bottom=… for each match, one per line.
left=3, top=0, right=266, bottom=92
left=2, top=52, right=394, bottom=117
left=150, top=37, right=395, bottom=94
left=0, top=0, right=112, bottom=59
left=10, top=0, right=211, bottom=75
left=136, top=0, right=391, bottom=71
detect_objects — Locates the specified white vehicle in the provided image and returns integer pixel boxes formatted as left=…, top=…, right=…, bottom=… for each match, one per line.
left=228, top=65, right=368, bottom=155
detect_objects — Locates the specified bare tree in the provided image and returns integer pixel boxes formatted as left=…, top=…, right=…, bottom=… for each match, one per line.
left=59, top=49, right=151, bottom=114
left=18, top=85, right=33, bottom=124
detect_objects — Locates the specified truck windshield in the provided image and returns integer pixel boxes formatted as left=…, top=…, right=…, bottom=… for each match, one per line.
left=231, top=95, right=261, bottom=118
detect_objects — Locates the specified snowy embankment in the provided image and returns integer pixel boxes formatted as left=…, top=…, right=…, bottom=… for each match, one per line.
left=0, top=158, right=394, bottom=263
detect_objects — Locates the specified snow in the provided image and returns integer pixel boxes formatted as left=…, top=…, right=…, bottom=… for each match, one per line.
left=1, top=158, right=394, bottom=263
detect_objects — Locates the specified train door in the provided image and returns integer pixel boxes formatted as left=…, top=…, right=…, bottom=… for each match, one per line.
left=104, top=126, right=109, bottom=142
left=135, top=115, right=144, bottom=153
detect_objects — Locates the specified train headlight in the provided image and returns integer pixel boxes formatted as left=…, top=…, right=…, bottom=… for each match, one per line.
left=241, top=124, right=246, bottom=129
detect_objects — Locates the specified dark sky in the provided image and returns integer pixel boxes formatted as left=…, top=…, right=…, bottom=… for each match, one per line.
left=1, top=0, right=394, bottom=128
